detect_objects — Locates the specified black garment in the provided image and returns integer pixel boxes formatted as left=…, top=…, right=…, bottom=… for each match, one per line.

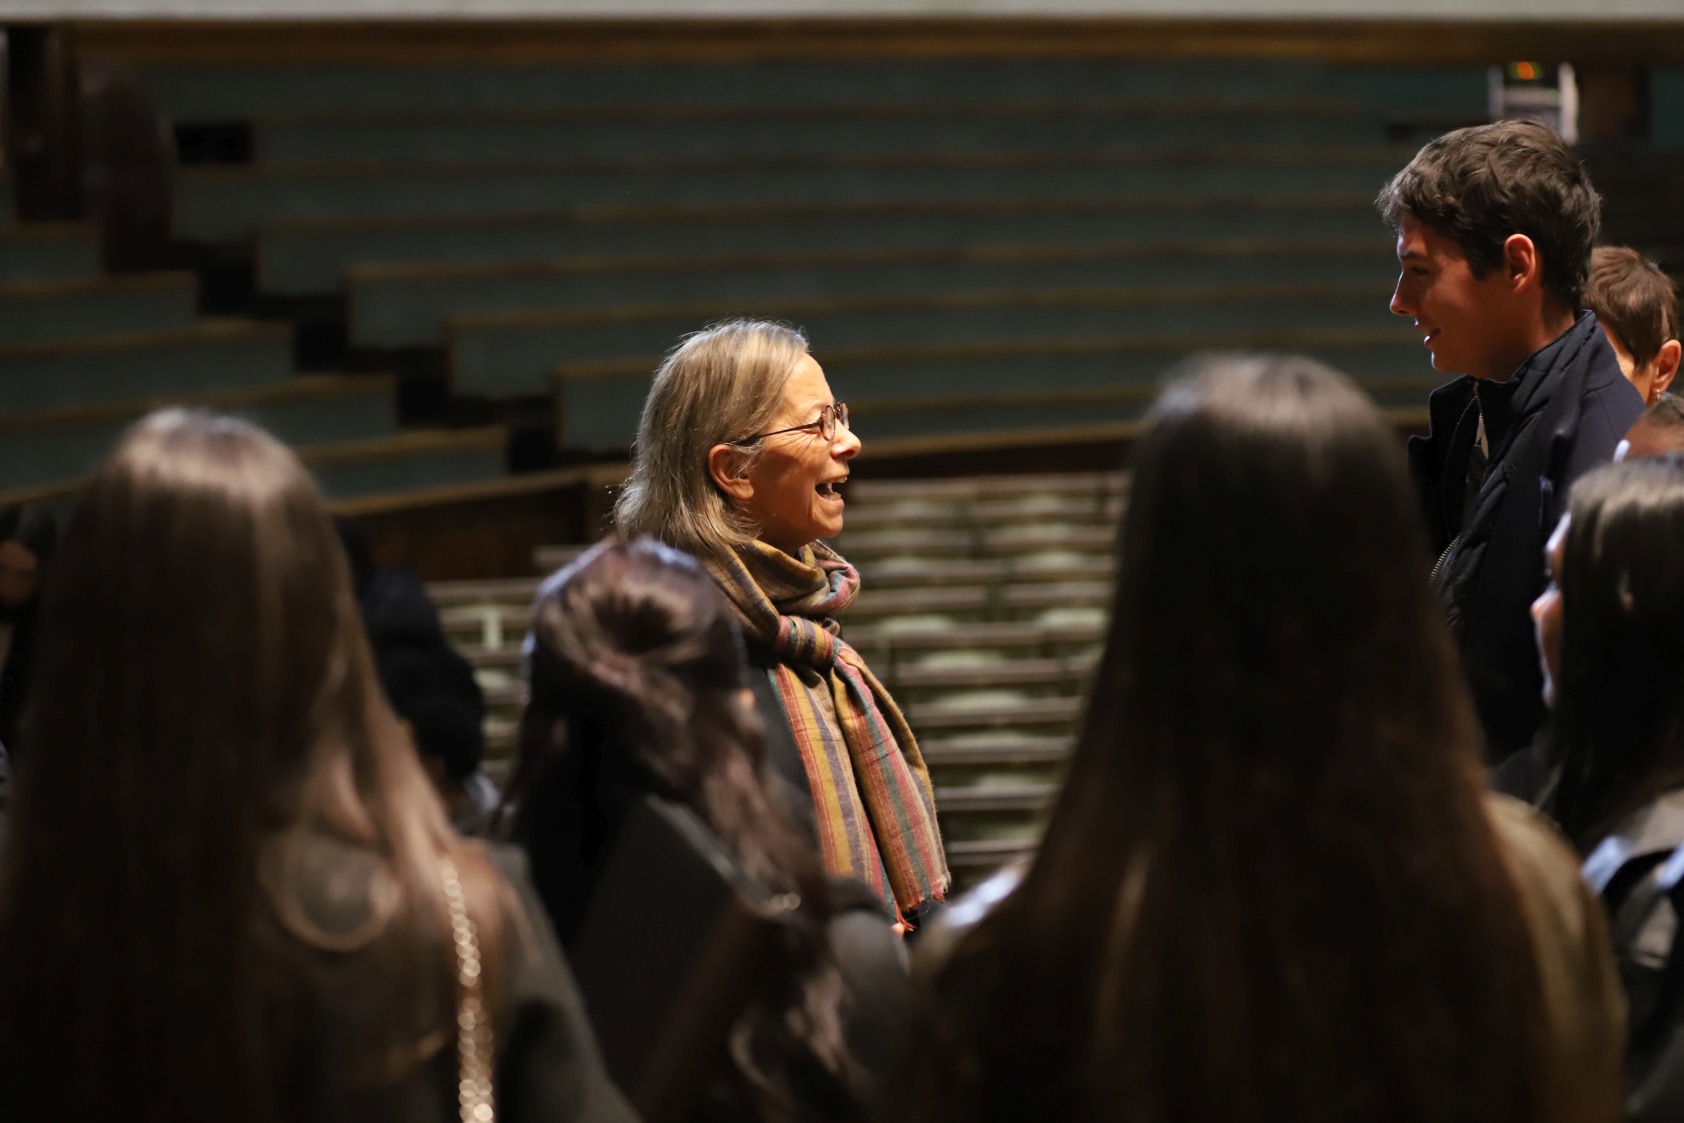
left=0, top=600, right=39, bottom=754
left=1581, top=788, right=1684, bottom=1122
left=1490, top=724, right=1561, bottom=814
left=510, top=721, right=911, bottom=1113
left=1411, top=313, right=1644, bottom=762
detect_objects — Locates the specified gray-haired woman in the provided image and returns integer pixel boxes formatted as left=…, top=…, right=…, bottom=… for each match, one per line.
left=615, top=319, right=949, bottom=923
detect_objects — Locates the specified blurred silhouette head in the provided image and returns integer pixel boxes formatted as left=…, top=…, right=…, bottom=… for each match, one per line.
left=908, top=355, right=1552, bottom=1123
left=0, top=506, right=56, bottom=615
left=511, top=536, right=857, bottom=1123
left=1545, top=456, right=1684, bottom=849
left=1585, top=246, right=1680, bottom=406
left=0, top=409, right=502, bottom=1123
left=1620, top=392, right=1684, bottom=461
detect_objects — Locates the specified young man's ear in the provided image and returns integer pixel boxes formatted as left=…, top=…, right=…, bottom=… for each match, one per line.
left=1653, top=338, right=1682, bottom=399
left=708, top=443, right=755, bottom=502
left=1501, top=233, right=1543, bottom=293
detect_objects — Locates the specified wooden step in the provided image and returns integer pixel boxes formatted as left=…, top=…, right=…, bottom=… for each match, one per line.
left=467, top=644, right=524, bottom=673
left=920, top=733, right=1074, bottom=769
left=946, top=838, right=1038, bottom=875
left=0, top=374, right=397, bottom=492
left=144, top=57, right=1480, bottom=123
left=0, top=319, right=294, bottom=414
left=258, top=99, right=1377, bottom=170
left=861, top=555, right=1115, bottom=588
left=0, top=425, right=508, bottom=508
left=468, top=283, right=1407, bottom=398
left=557, top=344, right=1435, bottom=452
left=176, top=146, right=1413, bottom=242
left=259, top=193, right=1386, bottom=295
left=0, top=272, right=197, bottom=348
left=845, top=618, right=1107, bottom=657
left=849, top=581, right=1113, bottom=623
left=934, top=783, right=1058, bottom=815
left=841, top=493, right=1125, bottom=531
left=428, top=576, right=542, bottom=607
left=0, top=223, right=102, bottom=284
left=850, top=471, right=1125, bottom=502
left=354, top=238, right=1390, bottom=348
left=834, top=523, right=1115, bottom=560
left=903, top=695, right=1083, bottom=732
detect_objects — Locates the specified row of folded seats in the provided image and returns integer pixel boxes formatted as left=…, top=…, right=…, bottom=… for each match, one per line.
left=118, top=53, right=1494, bottom=452
left=428, top=470, right=1126, bottom=890
left=0, top=208, right=510, bottom=512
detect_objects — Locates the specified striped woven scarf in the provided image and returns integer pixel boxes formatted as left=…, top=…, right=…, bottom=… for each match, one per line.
left=706, top=539, right=949, bottom=915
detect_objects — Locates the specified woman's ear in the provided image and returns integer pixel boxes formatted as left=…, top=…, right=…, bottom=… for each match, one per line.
left=1653, top=339, right=1682, bottom=398
left=708, top=443, right=755, bottom=502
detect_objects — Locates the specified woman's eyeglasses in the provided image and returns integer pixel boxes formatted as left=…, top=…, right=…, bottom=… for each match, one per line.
left=736, top=401, right=850, bottom=445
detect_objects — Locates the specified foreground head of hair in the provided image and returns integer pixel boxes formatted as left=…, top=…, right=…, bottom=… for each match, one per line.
left=1551, top=456, right=1684, bottom=848
left=512, top=537, right=858, bottom=1123
left=1377, top=119, right=1600, bottom=310
left=0, top=410, right=501, bottom=1123
left=613, top=319, right=811, bottom=559
left=905, top=356, right=1552, bottom=1123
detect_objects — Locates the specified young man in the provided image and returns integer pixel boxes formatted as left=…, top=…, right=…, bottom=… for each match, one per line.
left=1380, top=120, right=1644, bottom=764
left=1585, top=245, right=1680, bottom=407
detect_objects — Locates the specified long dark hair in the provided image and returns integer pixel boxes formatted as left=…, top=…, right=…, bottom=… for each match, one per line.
left=904, top=356, right=1554, bottom=1123
left=507, top=536, right=859, bottom=1123
left=0, top=410, right=510, bottom=1123
left=1551, top=456, right=1684, bottom=849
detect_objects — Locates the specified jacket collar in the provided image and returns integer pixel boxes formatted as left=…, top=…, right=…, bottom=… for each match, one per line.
left=1477, top=311, right=1600, bottom=464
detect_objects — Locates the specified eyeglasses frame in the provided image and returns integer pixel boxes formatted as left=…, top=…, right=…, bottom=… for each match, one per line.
left=733, top=401, right=850, bottom=447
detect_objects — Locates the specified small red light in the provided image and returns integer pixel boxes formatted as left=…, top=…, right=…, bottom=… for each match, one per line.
left=1515, top=61, right=1538, bottom=81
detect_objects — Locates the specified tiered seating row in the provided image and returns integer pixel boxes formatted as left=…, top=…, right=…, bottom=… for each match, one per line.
left=175, top=147, right=1417, bottom=244
left=264, top=195, right=1389, bottom=295
left=145, top=58, right=1486, bottom=122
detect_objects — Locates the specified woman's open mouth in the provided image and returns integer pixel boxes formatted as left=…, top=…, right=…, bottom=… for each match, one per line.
left=816, top=480, right=845, bottom=502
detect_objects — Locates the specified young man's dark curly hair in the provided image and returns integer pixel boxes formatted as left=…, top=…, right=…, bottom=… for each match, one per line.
left=1377, top=119, right=1601, bottom=312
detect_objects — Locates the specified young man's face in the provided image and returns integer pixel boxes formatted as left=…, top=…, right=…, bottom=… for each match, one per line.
left=1390, top=214, right=1530, bottom=381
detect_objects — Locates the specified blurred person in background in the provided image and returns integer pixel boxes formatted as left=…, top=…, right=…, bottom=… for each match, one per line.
left=338, top=518, right=499, bottom=836
left=1584, top=245, right=1679, bottom=409
left=896, top=357, right=1622, bottom=1123
left=1529, top=456, right=1684, bottom=1119
left=0, top=410, right=635, bottom=1123
left=1619, top=393, right=1684, bottom=462
left=0, top=505, right=57, bottom=754
left=506, top=537, right=909, bottom=1123
left=614, top=319, right=947, bottom=927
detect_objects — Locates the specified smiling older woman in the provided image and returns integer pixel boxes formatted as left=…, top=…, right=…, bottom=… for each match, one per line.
left=614, top=319, right=949, bottom=922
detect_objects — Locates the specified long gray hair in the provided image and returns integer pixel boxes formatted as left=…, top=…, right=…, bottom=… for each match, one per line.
left=613, top=319, right=810, bottom=559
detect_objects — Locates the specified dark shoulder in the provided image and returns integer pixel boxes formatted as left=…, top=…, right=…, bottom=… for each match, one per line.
left=824, top=877, right=912, bottom=1081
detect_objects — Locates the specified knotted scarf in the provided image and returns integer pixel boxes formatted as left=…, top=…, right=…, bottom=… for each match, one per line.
left=706, top=539, right=949, bottom=915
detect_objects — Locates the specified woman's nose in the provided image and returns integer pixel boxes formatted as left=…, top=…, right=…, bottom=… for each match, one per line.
left=835, top=424, right=861, bottom=460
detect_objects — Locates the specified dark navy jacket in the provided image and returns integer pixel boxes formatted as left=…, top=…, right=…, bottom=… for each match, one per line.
left=1410, top=313, right=1643, bottom=763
